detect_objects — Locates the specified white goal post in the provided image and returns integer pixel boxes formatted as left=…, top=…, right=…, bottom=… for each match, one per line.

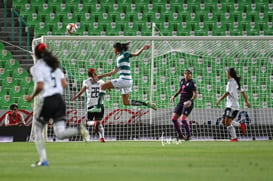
left=30, top=35, right=273, bottom=141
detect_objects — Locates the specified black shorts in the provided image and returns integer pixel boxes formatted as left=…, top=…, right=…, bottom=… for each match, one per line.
left=38, top=94, right=66, bottom=124
left=174, top=101, right=194, bottom=117
left=88, top=105, right=104, bottom=121
left=223, top=107, right=239, bottom=119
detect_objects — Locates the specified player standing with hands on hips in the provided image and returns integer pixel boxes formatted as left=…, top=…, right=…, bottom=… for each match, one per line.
left=70, top=68, right=106, bottom=142
left=89, top=42, right=157, bottom=112
left=216, top=68, right=251, bottom=142
left=26, top=43, right=89, bottom=167
left=170, top=70, right=197, bottom=141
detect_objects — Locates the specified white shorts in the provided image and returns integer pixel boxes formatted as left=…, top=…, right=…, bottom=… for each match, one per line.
left=111, top=78, right=132, bottom=94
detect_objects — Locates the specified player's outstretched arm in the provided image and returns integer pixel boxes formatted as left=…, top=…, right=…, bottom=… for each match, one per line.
left=131, top=45, right=150, bottom=56
left=97, top=67, right=119, bottom=79
left=70, top=87, right=87, bottom=101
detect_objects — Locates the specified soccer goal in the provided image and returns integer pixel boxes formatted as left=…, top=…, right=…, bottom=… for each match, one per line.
left=30, top=35, right=273, bottom=141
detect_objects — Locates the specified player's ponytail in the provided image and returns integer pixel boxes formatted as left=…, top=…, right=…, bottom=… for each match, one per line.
left=35, top=43, right=60, bottom=71
left=113, top=42, right=130, bottom=52
left=228, top=68, right=241, bottom=90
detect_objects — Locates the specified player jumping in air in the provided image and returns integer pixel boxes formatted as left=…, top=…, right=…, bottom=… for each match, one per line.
left=70, top=68, right=106, bottom=142
left=216, top=68, right=251, bottom=142
left=170, top=70, right=197, bottom=141
left=89, top=42, right=157, bottom=112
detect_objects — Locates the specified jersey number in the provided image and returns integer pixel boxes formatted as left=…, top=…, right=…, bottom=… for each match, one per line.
left=50, top=73, right=57, bottom=88
left=91, top=87, right=100, bottom=98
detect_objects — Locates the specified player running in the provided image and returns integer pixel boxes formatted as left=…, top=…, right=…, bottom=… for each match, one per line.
left=26, top=43, right=89, bottom=167
left=70, top=68, right=106, bottom=142
left=170, top=69, right=197, bottom=141
left=216, top=68, right=251, bottom=142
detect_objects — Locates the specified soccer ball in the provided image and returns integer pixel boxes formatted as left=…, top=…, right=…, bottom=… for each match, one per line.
left=66, top=23, right=78, bottom=34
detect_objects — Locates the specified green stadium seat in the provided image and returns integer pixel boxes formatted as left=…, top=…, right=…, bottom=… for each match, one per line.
left=20, top=76, right=34, bottom=89
left=66, top=0, right=82, bottom=10
left=79, top=13, right=93, bottom=27
left=4, top=59, right=20, bottom=71
left=73, top=3, right=91, bottom=16
left=37, top=3, right=54, bottom=16
left=34, top=23, right=52, bottom=37
left=0, top=49, right=13, bottom=60
left=63, top=13, right=79, bottom=24
left=48, top=0, right=64, bottom=7
left=26, top=13, right=43, bottom=28
left=13, top=67, right=29, bottom=81
left=10, top=84, right=24, bottom=98
left=45, top=13, right=59, bottom=26
left=19, top=3, right=37, bottom=18
left=13, top=0, right=26, bottom=9
left=55, top=3, right=71, bottom=15
left=30, top=0, right=45, bottom=8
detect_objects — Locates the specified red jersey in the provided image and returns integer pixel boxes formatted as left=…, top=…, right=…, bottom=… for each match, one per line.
left=5, top=112, right=25, bottom=126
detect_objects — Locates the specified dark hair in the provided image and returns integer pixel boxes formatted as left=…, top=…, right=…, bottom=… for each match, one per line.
left=185, top=69, right=192, bottom=74
left=35, top=43, right=60, bottom=71
left=113, top=42, right=130, bottom=52
left=10, top=103, right=18, bottom=110
left=228, top=68, right=241, bottom=90
left=88, top=68, right=96, bottom=77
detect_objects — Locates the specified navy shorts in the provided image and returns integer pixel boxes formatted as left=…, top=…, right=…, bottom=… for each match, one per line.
left=88, top=105, right=104, bottom=121
left=174, top=101, right=194, bottom=116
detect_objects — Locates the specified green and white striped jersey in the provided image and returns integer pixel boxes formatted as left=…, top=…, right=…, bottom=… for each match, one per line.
left=116, top=51, right=132, bottom=80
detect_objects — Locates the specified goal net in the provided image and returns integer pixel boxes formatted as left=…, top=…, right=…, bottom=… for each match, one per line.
left=31, top=35, right=273, bottom=141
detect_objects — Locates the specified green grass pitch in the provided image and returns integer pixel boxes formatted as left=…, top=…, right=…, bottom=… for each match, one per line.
left=0, top=141, right=273, bottom=181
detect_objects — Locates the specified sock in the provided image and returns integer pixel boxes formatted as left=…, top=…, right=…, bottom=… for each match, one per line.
left=227, top=125, right=237, bottom=139
left=98, top=124, right=104, bottom=139
left=182, top=119, right=191, bottom=137
left=172, top=119, right=182, bottom=137
left=232, top=121, right=240, bottom=127
left=97, top=92, right=105, bottom=107
left=53, top=121, right=79, bottom=139
left=131, top=100, right=147, bottom=106
left=34, top=121, right=47, bottom=162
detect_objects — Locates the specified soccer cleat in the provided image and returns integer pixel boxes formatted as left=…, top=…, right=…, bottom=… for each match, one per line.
left=146, top=101, right=157, bottom=110
left=230, top=138, right=238, bottom=142
left=240, top=123, right=246, bottom=135
left=177, top=134, right=186, bottom=140
left=80, top=124, right=90, bottom=142
left=88, top=106, right=101, bottom=113
left=100, top=138, right=105, bottom=142
left=31, top=161, right=49, bottom=167
left=185, top=136, right=192, bottom=141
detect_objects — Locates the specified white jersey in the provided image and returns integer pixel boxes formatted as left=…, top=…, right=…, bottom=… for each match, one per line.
left=30, top=59, right=64, bottom=98
left=226, top=78, right=240, bottom=110
left=83, top=78, right=105, bottom=107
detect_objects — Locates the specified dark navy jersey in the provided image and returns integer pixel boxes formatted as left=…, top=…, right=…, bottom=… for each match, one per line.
left=179, top=78, right=197, bottom=102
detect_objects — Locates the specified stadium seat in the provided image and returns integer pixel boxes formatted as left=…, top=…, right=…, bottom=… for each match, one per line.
left=12, top=0, right=26, bottom=9
left=63, top=12, right=79, bottom=24
left=26, top=13, right=43, bottom=28
left=4, top=59, right=20, bottom=71
left=0, top=49, right=13, bottom=60
left=13, top=67, right=29, bottom=81
left=55, top=3, right=71, bottom=15
left=19, top=3, right=37, bottom=18
left=37, top=3, right=54, bottom=16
